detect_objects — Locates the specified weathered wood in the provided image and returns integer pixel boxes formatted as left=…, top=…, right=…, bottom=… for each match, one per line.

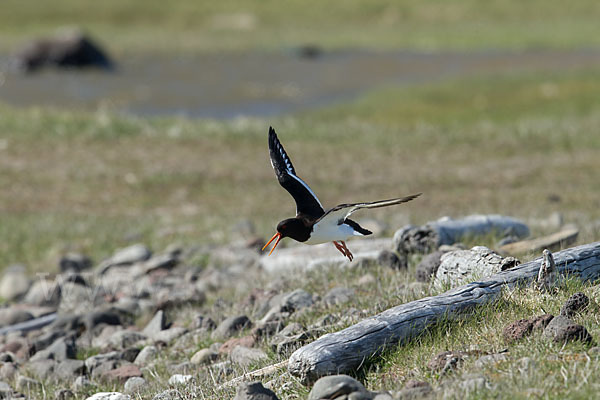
left=499, top=226, right=579, bottom=255
left=395, top=214, right=530, bottom=254
left=288, top=241, right=600, bottom=384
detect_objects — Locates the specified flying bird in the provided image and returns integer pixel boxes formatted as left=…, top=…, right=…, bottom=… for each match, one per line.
left=262, top=127, right=421, bottom=261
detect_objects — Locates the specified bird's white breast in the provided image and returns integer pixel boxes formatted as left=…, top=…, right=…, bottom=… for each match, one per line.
left=304, top=220, right=364, bottom=245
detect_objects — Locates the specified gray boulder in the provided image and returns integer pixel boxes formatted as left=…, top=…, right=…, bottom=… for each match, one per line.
left=234, top=381, right=279, bottom=400
left=211, top=315, right=252, bottom=340
left=308, top=375, right=371, bottom=400
left=0, top=265, right=30, bottom=301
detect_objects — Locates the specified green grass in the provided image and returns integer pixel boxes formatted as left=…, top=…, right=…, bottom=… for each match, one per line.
left=1, top=68, right=600, bottom=272
left=0, top=0, right=599, bottom=53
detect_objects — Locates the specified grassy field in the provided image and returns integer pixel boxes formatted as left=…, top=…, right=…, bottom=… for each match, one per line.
left=1, top=68, right=599, bottom=273
left=1, top=0, right=600, bottom=53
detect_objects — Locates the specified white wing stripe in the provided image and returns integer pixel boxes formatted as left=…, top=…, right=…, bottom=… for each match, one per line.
left=288, top=173, right=324, bottom=209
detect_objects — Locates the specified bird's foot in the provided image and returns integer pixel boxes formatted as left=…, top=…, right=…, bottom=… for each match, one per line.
left=340, top=241, right=354, bottom=261
left=332, top=241, right=353, bottom=261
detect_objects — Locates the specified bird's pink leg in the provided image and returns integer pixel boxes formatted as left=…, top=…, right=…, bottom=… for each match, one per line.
left=332, top=241, right=350, bottom=260
left=332, top=241, right=353, bottom=261
left=340, top=241, right=354, bottom=261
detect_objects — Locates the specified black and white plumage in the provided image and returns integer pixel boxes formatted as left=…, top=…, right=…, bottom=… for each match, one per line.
left=263, top=127, right=421, bottom=261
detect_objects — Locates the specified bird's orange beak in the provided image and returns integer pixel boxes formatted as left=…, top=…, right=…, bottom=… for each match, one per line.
left=262, top=232, right=282, bottom=256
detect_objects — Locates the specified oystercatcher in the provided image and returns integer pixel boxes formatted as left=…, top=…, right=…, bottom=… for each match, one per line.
left=262, top=127, right=421, bottom=261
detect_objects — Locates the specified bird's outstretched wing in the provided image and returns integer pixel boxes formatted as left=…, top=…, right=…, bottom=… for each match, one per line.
left=268, top=127, right=325, bottom=218
left=317, top=193, right=422, bottom=225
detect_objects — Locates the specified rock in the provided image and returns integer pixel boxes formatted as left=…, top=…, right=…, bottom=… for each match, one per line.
left=269, top=323, right=310, bottom=354
left=54, top=359, right=86, bottom=380
left=560, top=292, right=589, bottom=317
left=134, top=345, right=158, bottom=367
left=322, top=287, right=355, bottom=306
left=1, top=338, right=31, bottom=360
left=85, top=351, right=122, bottom=374
left=192, top=314, right=216, bottom=331
left=167, top=374, right=193, bottom=385
left=55, top=388, right=76, bottom=400
left=377, top=250, right=406, bottom=270
left=152, top=327, right=187, bottom=343
left=30, top=336, right=77, bottom=361
left=11, top=30, right=114, bottom=73
left=0, top=381, right=14, bottom=398
left=234, top=381, right=279, bottom=400
left=220, top=335, right=257, bottom=354
left=108, top=330, right=147, bottom=349
left=531, top=314, right=554, bottom=330
left=23, top=279, right=61, bottom=307
left=27, top=359, right=57, bottom=379
left=84, top=393, right=131, bottom=400
left=394, top=380, right=432, bottom=399
left=84, top=309, right=123, bottom=331
left=473, top=353, right=508, bottom=368
left=459, top=373, right=488, bottom=392
left=427, top=350, right=480, bottom=372
left=121, top=348, right=141, bottom=363
left=72, top=375, right=95, bottom=392
left=16, top=375, right=42, bottom=391
left=60, top=253, right=92, bottom=273
left=190, top=348, right=219, bottom=365
left=0, top=265, right=30, bottom=301
left=58, top=282, right=103, bottom=314
left=503, top=319, right=534, bottom=343
left=0, top=308, right=33, bottom=326
left=102, top=364, right=142, bottom=383
left=280, top=289, right=314, bottom=312
left=152, top=389, right=179, bottom=400
left=98, top=244, right=151, bottom=274
left=0, top=362, right=17, bottom=380
left=415, top=251, right=444, bottom=282
left=142, top=310, right=166, bottom=338
left=543, top=315, right=593, bottom=344
left=433, top=246, right=513, bottom=289
left=141, top=253, right=179, bottom=274
left=230, top=346, right=268, bottom=368
left=308, top=375, right=370, bottom=400
left=211, top=315, right=252, bottom=340
left=124, top=377, right=147, bottom=394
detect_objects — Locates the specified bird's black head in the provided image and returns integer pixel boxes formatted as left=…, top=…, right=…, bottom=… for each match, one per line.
left=277, top=218, right=310, bottom=242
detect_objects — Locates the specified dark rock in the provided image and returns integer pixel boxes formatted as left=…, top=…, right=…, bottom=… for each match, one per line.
left=503, top=319, right=534, bottom=343
left=394, top=225, right=438, bottom=256
left=269, top=322, right=310, bottom=354
left=280, top=289, right=314, bottom=313
left=308, top=374, right=370, bottom=400
left=54, top=388, right=76, bottom=400
left=121, top=347, right=141, bottom=363
left=531, top=314, right=555, bottom=330
left=84, top=310, right=123, bottom=331
left=102, top=363, right=142, bottom=383
left=296, top=44, right=322, bottom=60
left=59, top=253, right=92, bottom=273
left=61, top=272, right=89, bottom=286
left=12, top=30, right=114, bottom=73
left=234, top=381, right=279, bottom=400
left=560, top=292, right=589, bottom=317
left=211, top=315, right=252, bottom=340
left=142, top=253, right=179, bottom=274
left=32, top=330, right=67, bottom=354
left=85, top=351, right=122, bottom=374
left=378, top=250, right=406, bottom=270
left=543, top=315, right=593, bottom=344
left=415, top=251, right=444, bottom=282
left=322, top=287, right=355, bottom=306
left=54, top=359, right=86, bottom=380
left=30, top=336, right=76, bottom=361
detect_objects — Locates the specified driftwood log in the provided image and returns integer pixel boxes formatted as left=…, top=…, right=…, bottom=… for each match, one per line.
left=499, top=226, right=579, bottom=255
left=394, top=214, right=530, bottom=255
left=288, top=241, right=600, bottom=384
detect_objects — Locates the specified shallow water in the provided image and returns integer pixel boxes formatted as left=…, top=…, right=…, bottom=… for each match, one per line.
left=1, top=49, right=599, bottom=119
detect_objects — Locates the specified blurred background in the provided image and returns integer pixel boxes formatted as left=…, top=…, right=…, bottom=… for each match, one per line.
left=1, top=0, right=600, bottom=272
